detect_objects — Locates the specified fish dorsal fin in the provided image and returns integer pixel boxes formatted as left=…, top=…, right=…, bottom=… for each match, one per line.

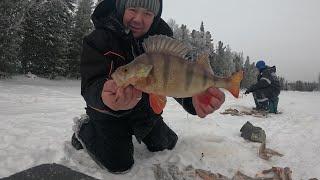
left=143, top=35, right=190, bottom=58
left=196, top=53, right=214, bottom=75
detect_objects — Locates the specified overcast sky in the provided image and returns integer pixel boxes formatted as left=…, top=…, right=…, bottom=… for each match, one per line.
left=162, top=0, right=320, bottom=82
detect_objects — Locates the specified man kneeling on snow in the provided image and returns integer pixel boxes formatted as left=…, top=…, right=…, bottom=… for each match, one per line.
left=245, top=60, right=280, bottom=113
left=71, top=0, right=225, bottom=174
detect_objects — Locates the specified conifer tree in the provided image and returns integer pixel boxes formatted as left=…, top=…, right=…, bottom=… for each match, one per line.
left=21, top=0, right=73, bottom=78
left=180, top=24, right=189, bottom=41
left=0, top=0, right=29, bottom=73
left=211, top=41, right=225, bottom=76
left=167, top=19, right=179, bottom=39
left=279, top=77, right=286, bottom=90
left=295, top=81, right=304, bottom=91
left=241, top=56, right=257, bottom=88
left=233, top=52, right=244, bottom=72
left=205, top=31, right=214, bottom=53
left=223, top=46, right=235, bottom=76
left=68, top=0, right=94, bottom=78
left=200, top=21, right=204, bottom=37
left=166, top=19, right=242, bottom=78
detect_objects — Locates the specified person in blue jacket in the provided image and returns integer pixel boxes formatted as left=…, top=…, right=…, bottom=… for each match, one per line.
left=245, top=60, right=280, bottom=113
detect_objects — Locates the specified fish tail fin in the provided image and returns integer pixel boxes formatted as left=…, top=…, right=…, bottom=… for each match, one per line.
left=226, top=71, right=244, bottom=98
left=149, top=94, right=167, bottom=114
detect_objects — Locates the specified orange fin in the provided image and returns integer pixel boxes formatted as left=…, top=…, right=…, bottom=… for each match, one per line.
left=227, top=71, right=244, bottom=98
left=149, top=94, right=167, bottom=114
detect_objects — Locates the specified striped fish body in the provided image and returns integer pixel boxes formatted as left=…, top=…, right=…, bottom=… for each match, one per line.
left=111, top=35, right=243, bottom=99
left=132, top=53, right=222, bottom=98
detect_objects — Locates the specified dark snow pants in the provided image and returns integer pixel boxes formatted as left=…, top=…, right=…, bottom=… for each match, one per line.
left=253, top=89, right=279, bottom=113
left=77, top=108, right=178, bottom=173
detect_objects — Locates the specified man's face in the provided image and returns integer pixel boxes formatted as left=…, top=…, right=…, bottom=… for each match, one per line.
left=123, top=7, right=155, bottom=38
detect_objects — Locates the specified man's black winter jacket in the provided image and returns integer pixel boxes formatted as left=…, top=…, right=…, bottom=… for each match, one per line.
left=80, top=0, right=196, bottom=124
left=247, top=66, right=280, bottom=98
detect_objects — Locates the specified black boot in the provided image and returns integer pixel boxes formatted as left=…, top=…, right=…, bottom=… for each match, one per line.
left=253, top=97, right=261, bottom=110
left=261, top=100, right=269, bottom=111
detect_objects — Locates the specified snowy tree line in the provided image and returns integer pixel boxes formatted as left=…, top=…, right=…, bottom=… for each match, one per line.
left=0, top=0, right=94, bottom=79
left=279, top=78, right=319, bottom=92
left=167, top=19, right=320, bottom=91
left=0, top=1, right=319, bottom=91
left=168, top=19, right=263, bottom=89
left=278, top=78, right=318, bottom=92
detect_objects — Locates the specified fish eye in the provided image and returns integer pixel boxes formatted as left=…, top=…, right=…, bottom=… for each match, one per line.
left=124, top=69, right=128, bottom=72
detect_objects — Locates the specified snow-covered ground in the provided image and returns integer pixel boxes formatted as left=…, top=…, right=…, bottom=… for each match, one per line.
left=0, top=76, right=319, bottom=179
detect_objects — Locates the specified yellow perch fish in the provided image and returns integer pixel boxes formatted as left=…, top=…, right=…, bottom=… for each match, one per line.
left=111, top=35, right=243, bottom=114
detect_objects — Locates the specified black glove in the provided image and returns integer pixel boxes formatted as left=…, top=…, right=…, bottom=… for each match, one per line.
left=244, top=89, right=250, bottom=94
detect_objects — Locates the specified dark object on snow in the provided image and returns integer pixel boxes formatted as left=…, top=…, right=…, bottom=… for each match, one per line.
left=240, top=121, right=266, bottom=143
left=2, top=163, right=99, bottom=180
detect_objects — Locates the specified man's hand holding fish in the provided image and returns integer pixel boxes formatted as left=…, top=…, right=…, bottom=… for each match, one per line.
left=111, top=35, right=243, bottom=116
left=192, top=87, right=225, bottom=118
left=101, top=80, right=142, bottom=111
